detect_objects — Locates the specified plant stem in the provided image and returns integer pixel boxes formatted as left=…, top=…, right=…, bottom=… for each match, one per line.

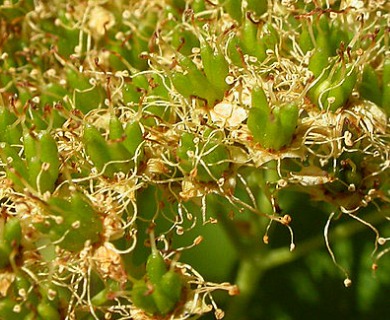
left=224, top=256, right=264, bottom=320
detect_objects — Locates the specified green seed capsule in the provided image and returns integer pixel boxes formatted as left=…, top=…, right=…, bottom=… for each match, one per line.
left=175, top=53, right=221, bottom=105
left=227, top=35, right=244, bottom=67
left=246, top=0, right=267, bottom=17
left=109, top=115, right=124, bottom=141
left=22, top=130, right=59, bottom=193
left=308, top=62, right=357, bottom=111
left=38, top=131, right=60, bottom=181
left=177, top=132, right=229, bottom=182
left=200, top=39, right=230, bottom=94
left=122, top=121, right=144, bottom=161
left=108, top=116, right=135, bottom=173
left=241, top=17, right=266, bottom=62
left=298, top=22, right=314, bottom=53
left=107, top=142, right=132, bottom=174
left=146, top=250, right=167, bottom=285
left=382, top=57, right=390, bottom=114
left=0, top=298, right=17, bottom=318
left=131, top=280, right=158, bottom=315
left=152, top=285, right=178, bottom=315
left=37, top=302, right=61, bottom=320
left=122, top=83, right=142, bottom=104
left=278, top=103, right=299, bottom=146
left=159, top=270, right=182, bottom=303
left=308, top=34, right=331, bottom=78
left=219, top=0, right=242, bottom=22
left=3, top=124, right=23, bottom=145
left=83, top=124, right=114, bottom=177
left=0, top=240, right=12, bottom=269
left=251, top=86, right=268, bottom=110
left=359, top=65, right=382, bottom=106
left=42, top=192, right=103, bottom=252
left=66, top=68, right=105, bottom=114
left=0, top=142, right=29, bottom=191
left=4, top=217, right=22, bottom=248
left=0, top=107, right=22, bottom=144
left=247, top=102, right=299, bottom=151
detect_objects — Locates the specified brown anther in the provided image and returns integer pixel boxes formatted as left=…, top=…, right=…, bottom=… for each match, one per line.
left=228, top=285, right=240, bottom=296
left=280, top=214, right=292, bottom=225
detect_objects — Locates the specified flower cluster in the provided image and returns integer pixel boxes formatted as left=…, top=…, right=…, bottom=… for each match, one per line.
left=0, top=0, right=389, bottom=319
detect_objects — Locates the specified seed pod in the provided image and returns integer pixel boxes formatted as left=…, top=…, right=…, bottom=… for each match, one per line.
left=122, top=121, right=144, bottom=163
left=299, top=22, right=314, bottom=53
left=251, top=86, right=268, bottom=110
left=122, top=83, right=143, bottom=104
left=178, top=132, right=229, bottom=182
left=0, top=298, right=18, bottom=318
left=38, top=131, right=60, bottom=182
left=4, top=217, right=22, bottom=248
left=37, top=302, right=61, bottom=320
left=308, top=33, right=331, bottom=78
left=23, top=130, right=59, bottom=193
left=3, top=124, right=23, bottom=145
left=0, top=107, right=22, bottom=144
left=0, top=142, right=29, bottom=191
left=247, top=101, right=298, bottom=151
left=152, top=285, right=178, bottom=315
left=219, top=0, right=242, bottom=22
left=146, top=250, right=167, bottom=285
left=227, top=35, right=244, bottom=67
left=246, top=0, right=267, bottom=17
left=0, top=240, right=12, bottom=269
left=131, top=280, right=158, bottom=315
left=278, top=103, right=299, bottom=147
left=107, top=142, right=132, bottom=174
left=200, top=39, right=230, bottom=95
left=41, top=192, right=103, bottom=252
left=109, top=115, right=124, bottom=141
left=382, top=57, right=390, bottom=114
left=359, top=65, right=382, bottom=106
left=241, top=17, right=266, bottom=62
left=175, top=53, right=221, bottom=105
left=83, top=124, right=114, bottom=176
left=308, top=63, right=357, bottom=111
left=109, top=116, right=137, bottom=173
left=171, top=72, right=194, bottom=99
left=66, top=68, right=105, bottom=114
left=159, top=270, right=182, bottom=303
